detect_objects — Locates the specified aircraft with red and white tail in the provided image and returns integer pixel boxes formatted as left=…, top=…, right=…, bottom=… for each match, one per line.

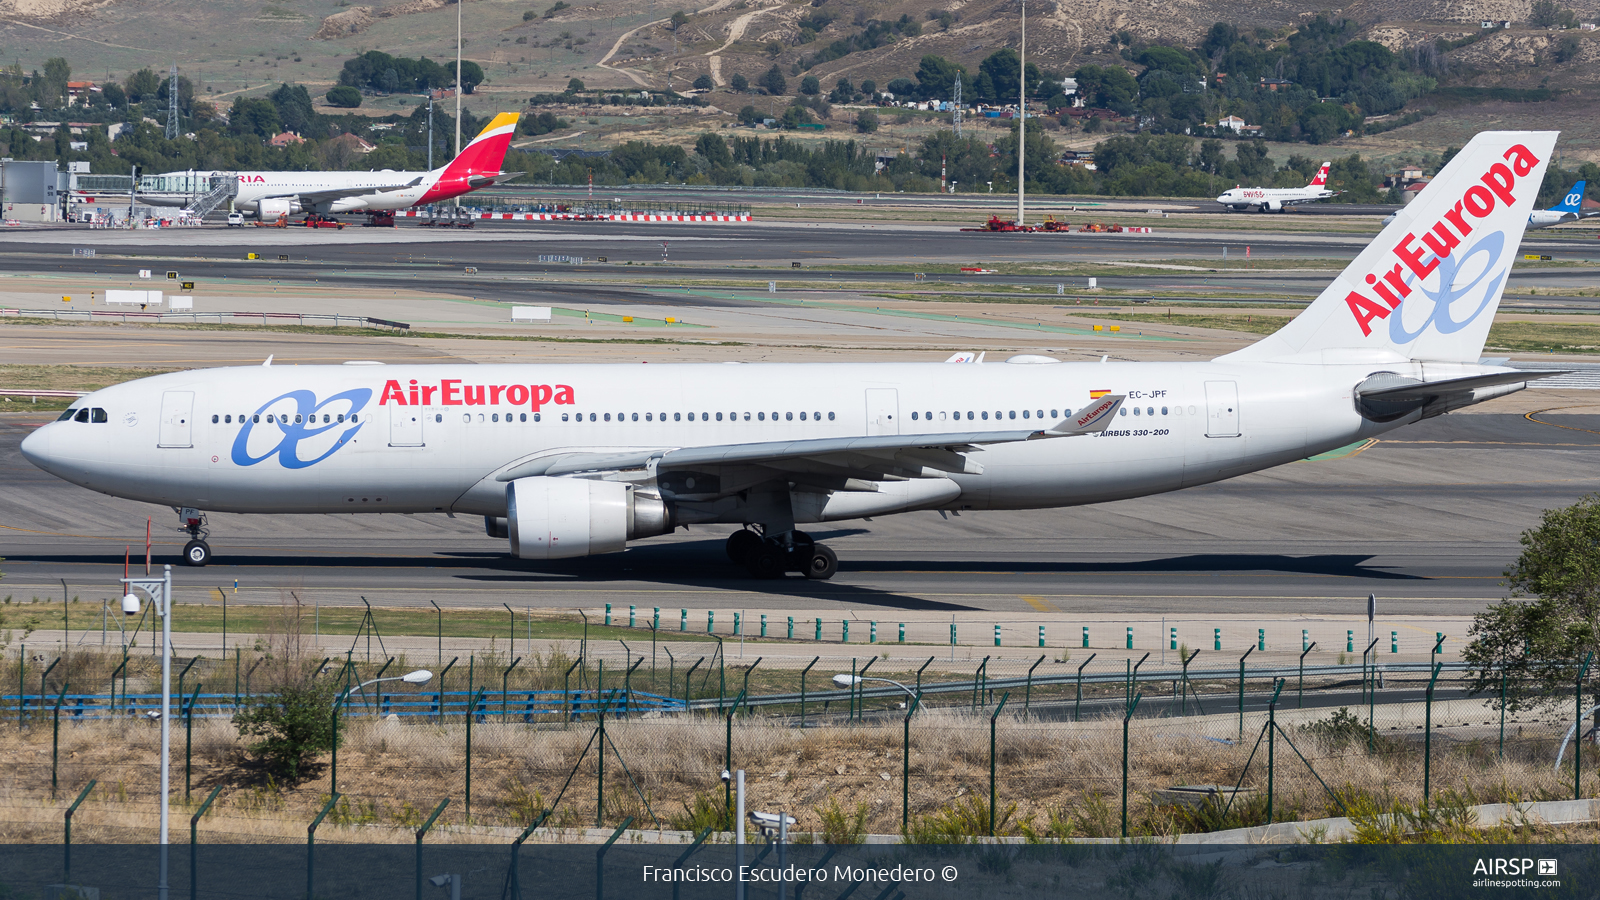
left=24, top=132, right=1561, bottom=579
left=1215, top=160, right=1337, bottom=211
left=140, top=112, right=523, bottom=220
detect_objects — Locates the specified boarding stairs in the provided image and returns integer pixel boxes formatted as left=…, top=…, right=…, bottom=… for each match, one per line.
left=185, top=175, right=239, bottom=219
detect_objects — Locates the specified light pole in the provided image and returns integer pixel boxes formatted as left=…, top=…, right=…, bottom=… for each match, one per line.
left=332, top=669, right=433, bottom=796
left=121, top=566, right=173, bottom=900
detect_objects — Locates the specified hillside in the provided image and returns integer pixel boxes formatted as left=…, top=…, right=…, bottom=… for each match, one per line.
left=6, top=0, right=1600, bottom=103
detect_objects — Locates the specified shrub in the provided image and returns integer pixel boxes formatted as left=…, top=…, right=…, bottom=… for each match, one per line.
left=693, top=73, right=714, bottom=91
left=730, top=73, right=749, bottom=92
left=816, top=797, right=868, bottom=843
left=324, top=85, right=362, bottom=108
left=855, top=110, right=878, bottom=133
left=232, top=677, right=340, bottom=780
left=760, top=65, right=787, bottom=96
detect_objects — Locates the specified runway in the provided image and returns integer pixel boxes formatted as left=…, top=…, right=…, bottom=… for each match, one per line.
left=4, top=407, right=1597, bottom=621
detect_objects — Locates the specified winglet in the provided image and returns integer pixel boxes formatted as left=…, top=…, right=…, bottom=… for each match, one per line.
left=1042, top=395, right=1124, bottom=436
left=262, top=355, right=273, bottom=367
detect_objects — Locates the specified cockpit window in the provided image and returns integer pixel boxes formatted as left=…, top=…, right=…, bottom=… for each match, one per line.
left=90, top=408, right=108, bottom=423
left=73, top=408, right=90, bottom=423
left=57, top=408, right=79, bottom=422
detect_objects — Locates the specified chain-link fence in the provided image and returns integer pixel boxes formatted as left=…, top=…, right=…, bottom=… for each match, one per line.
left=3, top=642, right=1596, bottom=845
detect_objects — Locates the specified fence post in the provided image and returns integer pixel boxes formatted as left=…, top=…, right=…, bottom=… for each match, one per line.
left=1024, top=656, right=1044, bottom=717
left=189, top=783, right=222, bottom=900
left=306, top=791, right=340, bottom=900
left=596, top=817, right=634, bottom=900
left=1121, top=693, right=1143, bottom=839
left=184, top=683, right=200, bottom=801
left=1578, top=652, right=1594, bottom=802
left=902, top=692, right=922, bottom=835
left=1423, top=661, right=1443, bottom=809
left=1266, top=679, right=1284, bottom=825
left=1298, top=642, right=1316, bottom=709
left=466, top=687, right=485, bottom=822
left=1500, top=665, right=1507, bottom=761
left=1075, top=654, right=1096, bottom=722
left=1237, top=646, right=1254, bottom=742
left=724, top=690, right=748, bottom=818
left=988, top=692, right=1011, bottom=836
left=51, top=684, right=67, bottom=798
left=683, top=657, right=704, bottom=713
left=1363, top=637, right=1380, bottom=753
left=503, top=657, right=523, bottom=722
left=800, top=657, right=819, bottom=728
left=63, top=780, right=96, bottom=886
left=414, top=799, right=450, bottom=900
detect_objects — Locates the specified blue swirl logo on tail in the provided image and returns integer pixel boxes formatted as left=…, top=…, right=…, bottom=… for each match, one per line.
left=230, top=388, right=372, bottom=469
left=1390, top=231, right=1506, bottom=344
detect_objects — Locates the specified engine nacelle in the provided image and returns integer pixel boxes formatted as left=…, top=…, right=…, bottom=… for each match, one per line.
left=505, top=477, right=671, bottom=559
left=258, top=199, right=293, bottom=220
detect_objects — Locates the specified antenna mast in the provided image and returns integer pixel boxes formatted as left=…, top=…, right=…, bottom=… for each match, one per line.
left=1016, top=0, right=1025, bottom=225
left=952, top=78, right=962, bottom=137
left=165, top=63, right=179, bottom=140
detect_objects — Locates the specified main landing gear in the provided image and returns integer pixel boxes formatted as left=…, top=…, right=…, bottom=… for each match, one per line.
left=726, top=528, right=837, bottom=580
left=178, top=508, right=212, bottom=567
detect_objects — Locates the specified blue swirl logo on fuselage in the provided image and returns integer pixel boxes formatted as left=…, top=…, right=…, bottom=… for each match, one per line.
left=230, top=388, right=372, bottom=469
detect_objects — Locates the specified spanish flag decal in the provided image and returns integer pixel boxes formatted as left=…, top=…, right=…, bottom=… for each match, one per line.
left=1089, top=390, right=1110, bottom=399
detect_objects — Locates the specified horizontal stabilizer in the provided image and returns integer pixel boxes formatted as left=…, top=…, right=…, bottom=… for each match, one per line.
left=1356, top=370, right=1563, bottom=402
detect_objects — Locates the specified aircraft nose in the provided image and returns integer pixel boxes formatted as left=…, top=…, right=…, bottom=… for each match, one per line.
left=19, top=423, right=52, bottom=470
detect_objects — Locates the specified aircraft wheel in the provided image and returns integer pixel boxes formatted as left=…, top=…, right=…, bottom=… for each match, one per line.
left=726, top=529, right=762, bottom=565
left=183, top=540, right=212, bottom=567
left=802, top=544, right=838, bottom=581
left=746, top=545, right=785, bottom=579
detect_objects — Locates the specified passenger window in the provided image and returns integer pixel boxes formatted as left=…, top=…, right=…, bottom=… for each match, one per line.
left=674, top=413, right=681, bottom=422
left=253, top=415, right=260, bottom=423
left=911, top=412, right=918, bottom=421
left=814, top=411, right=821, bottom=421
left=745, top=413, right=752, bottom=421
left=828, top=412, right=835, bottom=421
left=1161, top=407, right=1169, bottom=415
left=981, top=411, right=988, bottom=420
left=1147, top=407, right=1155, bottom=416
left=939, top=412, right=947, bottom=421
left=800, top=411, right=807, bottom=421
left=967, top=411, right=974, bottom=420
left=758, top=412, right=765, bottom=421
left=602, top=413, right=609, bottom=422
left=211, top=415, right=219, bottom=424
left=225, top=415, right=232, bottom=424
left=771, top=411, right=778, bottom=420
left=716, top=412, right=723, bottom=421
left=646, top=413, right=653, bottom=421
left=351, top=414, right=358, bottom=423
left=1021, top=410, right=1028, bottom=419
left=785, top=412, right=793, bottom=421
left=1133, top=408, right=1141, bottom=416
left=296, top=415, right=304, bottom=424
left=463, top=414, right=471, bottom=423
left=562, top=413, right=570, bottom=422
left=438, top=414, right=445, bottom=423
left=1119, top=409, right=1128, bottom=416
left=1037, top=410, right=1044, bottom=419
left=1009, top=411, right=1016, bottom=420
left=266, top=414, right=275, bottom=424
left=533, top=413, right=541, bottom=422
left=1051, top=409, right=1058, bottom=418
left=632, top=413, right=638, bottom=422
left=337, top=414, right=345, bottom=423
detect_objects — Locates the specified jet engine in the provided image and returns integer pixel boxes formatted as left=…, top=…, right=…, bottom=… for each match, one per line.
left=258, top=199, right=293, bottom=220
left=505, top=476, right=671, bottom=559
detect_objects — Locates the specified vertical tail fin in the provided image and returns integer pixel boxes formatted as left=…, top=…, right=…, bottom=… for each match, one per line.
left=1552, top=180, right=1587, bottom=214
left=437, top=112, right=520, bottom=179
left=1223, top=131, right=1557, bottom=364
left=1308, top=162, right=1330, bottom=187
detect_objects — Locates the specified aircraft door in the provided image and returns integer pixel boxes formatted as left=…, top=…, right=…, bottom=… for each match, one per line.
left=1204, top=381, right=1240, bottom=438
left=865, top=389, right=900, bottom=435
left=389, top=405, right=425, bottom=447
left=157, top=391, right=194, bottom=448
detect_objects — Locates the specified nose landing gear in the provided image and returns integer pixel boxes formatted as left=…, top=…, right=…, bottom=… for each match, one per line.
left=178, top=507, right=212, bottom=567
left=725, top=528, right=836, bottom=580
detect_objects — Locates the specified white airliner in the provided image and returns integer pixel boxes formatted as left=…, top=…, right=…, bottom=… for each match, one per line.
left=138, top=113, right=522, bottom=220
left=1528, top=180, right=1588, bottom=228
left=23, top=132, right=1559, bottom=579
left=1215, top=161, right=1335, bottom=211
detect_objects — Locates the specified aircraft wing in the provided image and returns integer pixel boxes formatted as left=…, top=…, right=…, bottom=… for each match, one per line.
left=496, top=396, right=1125, bottom=485
left=258, top=177, right=424, bottom=205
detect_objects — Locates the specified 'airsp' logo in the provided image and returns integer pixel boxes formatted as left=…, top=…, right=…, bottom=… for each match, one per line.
left=230, top=389, right=371, bottom=469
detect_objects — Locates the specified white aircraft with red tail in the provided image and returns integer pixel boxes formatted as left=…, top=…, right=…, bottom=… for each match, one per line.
left=1215, top=160, right=1336, bottom=211
left=24, top=133, right=1559, bottom=579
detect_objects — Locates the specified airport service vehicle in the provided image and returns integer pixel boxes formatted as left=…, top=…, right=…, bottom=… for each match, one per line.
left=1527, top=180, right=1588, bottom=228
left=225, top=211, right=245, bottom=227
left=23, top=132, right=1559, bottom=578
left=1215, top=161, right=1334, bottom=211
left=140, top=113, right=522, bottom=221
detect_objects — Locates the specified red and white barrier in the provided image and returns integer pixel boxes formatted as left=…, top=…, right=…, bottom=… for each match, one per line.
left=396, top=211, right=751, bottom=223
left=1123, top=226, right=1153, bottom=233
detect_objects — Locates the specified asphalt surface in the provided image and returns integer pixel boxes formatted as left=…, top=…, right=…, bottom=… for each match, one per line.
left=3, top=221, right=1597, bottom=309
left=4, top=410, right=1597, bottom=617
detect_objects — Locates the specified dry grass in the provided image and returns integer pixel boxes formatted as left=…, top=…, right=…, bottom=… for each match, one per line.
left=2, top=699, right=1593, bottom=844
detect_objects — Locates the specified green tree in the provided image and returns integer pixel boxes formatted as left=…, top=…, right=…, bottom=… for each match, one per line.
left=695, top=131, right=732, bottom=166
left=730, top=72, right=749, bottom=92
left=670, top=9, right=689, bottom=29
left=273, top=83, right=318, bottom=130
left=567, top=77, right=585, bottom=93
left=1465, top=494, right=1600, bottom=712
left=760, top=65, right=787, bottom=96
left=800, top=75, right=820, bottom=95
left=125, top=68, right=162, bottom=104
left=855, top=109, right=878, bottom=133
left=41, top=57, right=70, bottom=108
left=737, top=104, right=760, bottom=125
left=232, top=677, right=340, bottom=780
left=693, top=74, right=715, bottom=91
left=325, top=85, right=362, bottom=109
